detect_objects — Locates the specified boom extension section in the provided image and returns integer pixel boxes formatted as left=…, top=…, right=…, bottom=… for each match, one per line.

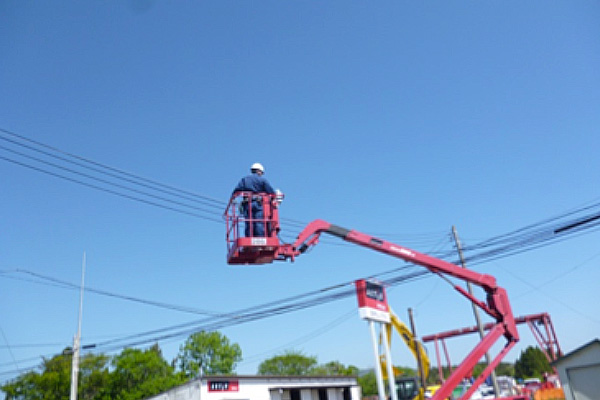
left=278, top=220, right=519, bottom=400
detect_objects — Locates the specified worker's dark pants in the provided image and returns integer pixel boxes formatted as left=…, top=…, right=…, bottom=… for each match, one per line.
left=243, top=200, right=266, bottom=237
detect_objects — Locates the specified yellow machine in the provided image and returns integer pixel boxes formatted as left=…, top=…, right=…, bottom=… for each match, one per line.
left=380, top=309, right=430, bottom=400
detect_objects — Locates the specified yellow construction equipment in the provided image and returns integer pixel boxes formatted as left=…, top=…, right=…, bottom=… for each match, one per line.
left=379, top=309, right=430, bottom=400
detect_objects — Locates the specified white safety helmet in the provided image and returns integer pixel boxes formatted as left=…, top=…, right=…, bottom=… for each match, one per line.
left=250, top=162, right=265, bottom=173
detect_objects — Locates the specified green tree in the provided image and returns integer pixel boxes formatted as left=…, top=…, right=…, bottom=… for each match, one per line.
left=357, top=371, right=377, bottom=397
left=257, top=350, right=318, bottom=375
left=394, top=366, right=418, bottom=378
left=37, top=349, right=73, bottom=400
left=310, top=361, right=359, bottom=376
left=470, top=361, right=514, bottom=380
left=79, top=353, right=111, bottom=400
left=109, top=345, right=181, bottom=400
left=495, top=362, right=515, bottom=377
left=514, top=346, right=552, bottom=380
left=1, top=346, right=180, bottom=400
left=2, top=371, right=42, bottom=400
left=1, top=348, right=73, bottom=400
left=1, top=349, right=113, bottom=400
left=176, top=331, right=242, bottom=378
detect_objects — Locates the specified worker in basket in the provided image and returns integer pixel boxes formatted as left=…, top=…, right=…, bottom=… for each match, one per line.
left=232, top=162, right=276, bottom=237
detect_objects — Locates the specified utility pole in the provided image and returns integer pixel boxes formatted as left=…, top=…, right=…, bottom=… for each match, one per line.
left=451, top=227, right=500, bottom=397
left=408, top=308, right=427, bottom=393
left=70, top=253, right=86, bottom=400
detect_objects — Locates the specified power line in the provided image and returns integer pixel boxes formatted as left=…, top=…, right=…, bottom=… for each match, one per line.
left=0, top=265, right=422, bottom=369
left=238, top=309, right=357, bottom=365
left=2, top=220, right=599, bottom=378
left=3, top=269, right=225, bottom=317
left=0, top=143, right=224, bottom=216
left=3, top=127, right=600, bottom=381
left=0, top=153, right=224, bottom=223
left=4, top=207, right=598, bottom=378
left=4, top=127, right=600, bottom=248
left=0, top=146, right=306, bottom=232
left=0, top=127, right=451, bottom=240
left=0, top=326, right=19, bottom=373
left=4, top=197, right=600, bottom=355
left=0, top=128, right=224, bottom=208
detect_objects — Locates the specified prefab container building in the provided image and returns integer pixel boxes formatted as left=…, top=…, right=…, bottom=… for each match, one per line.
left=143, top=375, right=361, bottom=400
left=551, top=339, right=600, bottom=400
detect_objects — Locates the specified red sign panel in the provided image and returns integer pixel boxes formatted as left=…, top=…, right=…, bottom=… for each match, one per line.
left=208, top=380, right=239, bottom=392
left=355, top=279, right=390, bottom=323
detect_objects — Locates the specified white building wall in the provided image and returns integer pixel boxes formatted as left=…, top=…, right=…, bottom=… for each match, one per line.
left=144, top=376, right=359, bottom=400
left=200, top=378, right=270, bottom=400
left=147, top=381, right=201, bottom=400
left=554, top=340, right=600, bottom=400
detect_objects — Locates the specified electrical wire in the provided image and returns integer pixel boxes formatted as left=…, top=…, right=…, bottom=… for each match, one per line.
left=0, top=154, right=224, bottom=223
left=0, top=143, right=225, bottom=216
left=0, top=266, right=423, bottom=379
left=2, top=217, right=599, bottom=379
left=0, top=127, right=459, bottom=253
left=0, top=326, right=19, bottom=372
left=4, top=269, right=225, bottom=317
left=238, top=309, right=357, bottom=365
left=3, top=199, right=600, bottom=358
left=4, top=203, right=598, bottom=378
left=0, top=127, right=449, bottom=240
left=0, top=128, right=224, bottom=208
left=3, top=128, right=600, bottom=381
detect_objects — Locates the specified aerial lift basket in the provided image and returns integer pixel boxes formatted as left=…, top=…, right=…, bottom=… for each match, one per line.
left=224, top=191, right=284, bottom=265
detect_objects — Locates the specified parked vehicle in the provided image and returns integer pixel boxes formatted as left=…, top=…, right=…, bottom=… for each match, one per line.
left=496, top=376, right=518, bottom=397
left=523, top=378, right=541, bottom=393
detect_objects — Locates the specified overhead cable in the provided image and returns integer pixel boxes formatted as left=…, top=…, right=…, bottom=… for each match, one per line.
left=0, top=128, right=224, bottom=207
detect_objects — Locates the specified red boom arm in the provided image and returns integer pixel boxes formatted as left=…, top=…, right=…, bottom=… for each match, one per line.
left=277, top=219, right=519, bottom=400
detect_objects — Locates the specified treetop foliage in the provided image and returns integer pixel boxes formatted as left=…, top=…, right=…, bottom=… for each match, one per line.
left=176, top=331, right=242, bottom=378
left=2, top=332, right=541, bottom=400
left=1, top=330, right=244, bottom=400
left=514, top=346, right=553, bottom=380
left=257, top=350, right=358, bottom=377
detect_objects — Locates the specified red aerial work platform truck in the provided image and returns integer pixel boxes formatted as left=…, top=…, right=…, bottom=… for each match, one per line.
left=225, top=192, right=525, bottom=400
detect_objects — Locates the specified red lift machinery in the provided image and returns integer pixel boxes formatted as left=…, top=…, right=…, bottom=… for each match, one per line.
left=422, top=312, right=562, bottom=387
left=224, top=193, right=522, bottom=400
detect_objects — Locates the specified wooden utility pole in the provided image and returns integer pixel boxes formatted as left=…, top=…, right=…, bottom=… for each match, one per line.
left=408, top=308, right=427, bottom=392
left=451, top=227, right=500, bottom=397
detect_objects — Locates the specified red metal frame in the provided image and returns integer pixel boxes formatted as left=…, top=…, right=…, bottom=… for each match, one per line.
left=524, top=313, right=562, bottom=363
left=422, top=312, right=562, bottom=381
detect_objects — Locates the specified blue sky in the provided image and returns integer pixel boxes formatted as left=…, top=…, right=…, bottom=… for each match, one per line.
left=1, top=0, right=600, bottom=389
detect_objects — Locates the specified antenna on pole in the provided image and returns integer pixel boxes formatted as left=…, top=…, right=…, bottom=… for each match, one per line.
left=70, top=252, right=86, bottom=400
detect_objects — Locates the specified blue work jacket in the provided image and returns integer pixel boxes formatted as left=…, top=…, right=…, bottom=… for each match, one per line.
left=233, top=173, right=275, bottom=195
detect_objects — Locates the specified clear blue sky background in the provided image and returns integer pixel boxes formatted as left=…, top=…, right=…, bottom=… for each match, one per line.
left=1, top=0, right=599, bottom=389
